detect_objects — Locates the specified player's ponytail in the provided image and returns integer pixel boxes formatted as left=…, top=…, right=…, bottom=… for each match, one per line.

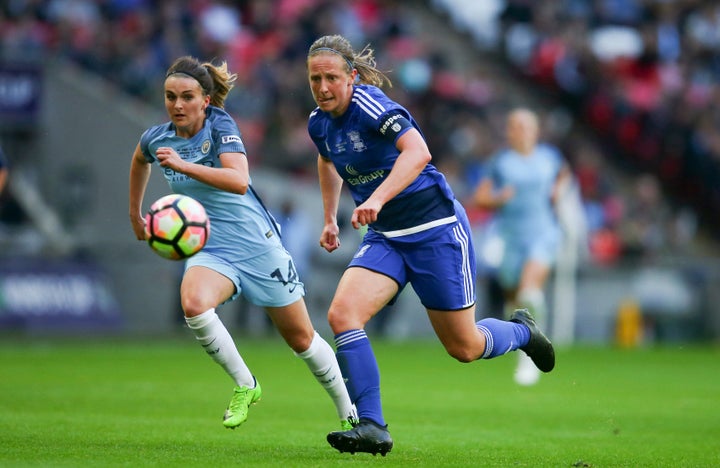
left=165, top=56, right=237, bottom=109
left=203, top=61, right=237, bottom=108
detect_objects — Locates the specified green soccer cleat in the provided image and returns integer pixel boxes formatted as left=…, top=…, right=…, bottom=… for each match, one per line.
left=510, top=308, right=555, bottom=373
left=222, top=380, right=262, bottom=429
left=340, top=414, right=358, bottom=431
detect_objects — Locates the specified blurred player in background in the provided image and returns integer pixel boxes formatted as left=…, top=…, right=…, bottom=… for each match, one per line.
left=472, top=108, right=570, bottom=385
left=128, top=55, right=356, bottom=433
left=306, top=35, right=555, bottom=456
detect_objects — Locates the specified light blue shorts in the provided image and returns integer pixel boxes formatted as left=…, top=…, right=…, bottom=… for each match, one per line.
left=185, top=246, right=305, bottom=307
left=497, top=227, right=560, bottom=290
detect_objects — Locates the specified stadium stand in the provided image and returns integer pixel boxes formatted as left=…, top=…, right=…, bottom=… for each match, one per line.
left=2, top=0, right=719, bottom=341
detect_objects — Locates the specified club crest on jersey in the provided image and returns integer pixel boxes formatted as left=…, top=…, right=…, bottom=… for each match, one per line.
left=348, top=131, right=366, bottom=152
left=201, top=140, right=211, bottom=154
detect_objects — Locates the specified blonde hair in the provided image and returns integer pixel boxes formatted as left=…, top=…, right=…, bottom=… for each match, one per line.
left=307, top=34, right=392, bottom=88
left=165, top=56, right=237, bottom=108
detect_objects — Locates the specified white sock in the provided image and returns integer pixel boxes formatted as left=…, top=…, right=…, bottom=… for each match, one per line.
left=515, top=350, right=540, bottom=386
left=295, top=332, right=356, bottom=421
left=185, top=308, right=255, bottom=388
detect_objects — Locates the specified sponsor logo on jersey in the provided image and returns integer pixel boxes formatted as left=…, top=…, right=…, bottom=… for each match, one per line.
left=379, top=113, right=402, bottom=135
left=347, top=169, right=385, bottom=186
left=221, top=135, right=242, bottom=144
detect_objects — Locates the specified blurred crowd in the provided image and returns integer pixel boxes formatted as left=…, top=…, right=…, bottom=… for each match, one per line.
left=0, top=0, right=707, bottom=265
left=492, top=0, right=718, bottom=248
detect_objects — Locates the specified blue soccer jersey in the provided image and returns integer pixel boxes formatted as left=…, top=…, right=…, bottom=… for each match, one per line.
left=308, top=85, right=456, bottom=235
left=140, top=106, right=283, bottom=262
left=308, top=85, right=475, bottom=310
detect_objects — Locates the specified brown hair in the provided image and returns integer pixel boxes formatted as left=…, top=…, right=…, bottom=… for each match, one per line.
left=165, top=56, right=237, bottom=108
left=307, top=34, right=392, bottom=88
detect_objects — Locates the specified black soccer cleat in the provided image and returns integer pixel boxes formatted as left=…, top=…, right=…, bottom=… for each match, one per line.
left=510, top=308, right=555, bottom=373
left=327, top=418, right=393, bottom=456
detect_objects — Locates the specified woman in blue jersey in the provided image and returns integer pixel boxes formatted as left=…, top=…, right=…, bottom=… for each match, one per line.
left=306, top=35, right=556, bottom=456
left=128, top=56, right=356, bottom=434
left=473, top=108, right=571, bottom=386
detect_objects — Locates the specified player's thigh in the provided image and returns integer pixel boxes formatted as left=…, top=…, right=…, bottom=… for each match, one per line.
left=497, top=242, right=526, bottom=291
left=427, top=306, right=485, bottom=362
left=519, top=259, right=553, bottom=290
left=405, top=227, right=476, bottom=311
left=181, top=265, right=236, bottom=316
left=328, top=267, right=399, bottom=332
left=519, top=233, right=559, bottom=289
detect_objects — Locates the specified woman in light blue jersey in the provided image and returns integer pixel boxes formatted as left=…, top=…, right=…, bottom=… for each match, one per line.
left=472, top=108, right=571, bottom=386
left=128, top=56, right=356, bottom=434
left=306, top=35, right=556, bottom=456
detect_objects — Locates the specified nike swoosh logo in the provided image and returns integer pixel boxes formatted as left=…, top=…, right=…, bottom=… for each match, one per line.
left=201, top=338, right=217, bottom=349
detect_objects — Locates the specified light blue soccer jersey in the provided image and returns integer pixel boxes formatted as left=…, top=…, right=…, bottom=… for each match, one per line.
left=140, top=106, right=282, bottom=262
left=488, top=143, right=563, bottom=242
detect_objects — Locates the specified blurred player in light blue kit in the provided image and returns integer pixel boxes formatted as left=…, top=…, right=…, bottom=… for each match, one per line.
left=472, top=108, right=570, bottom=385
left=306, top=35, right=556, bottom=456
left=128, top=56, right=356, bottom=433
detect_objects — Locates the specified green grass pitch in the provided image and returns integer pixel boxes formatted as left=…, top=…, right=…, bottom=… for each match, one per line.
left=0, top=335, right=718, bottom=467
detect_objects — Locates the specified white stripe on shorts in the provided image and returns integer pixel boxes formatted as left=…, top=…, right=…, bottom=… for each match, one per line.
left=378, top=215, right=457, bottom=238
left=453, top=222, right=474, bottom=307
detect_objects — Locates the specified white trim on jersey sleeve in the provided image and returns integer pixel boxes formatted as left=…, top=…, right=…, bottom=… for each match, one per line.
left=352, top=88, right=387, bottom=119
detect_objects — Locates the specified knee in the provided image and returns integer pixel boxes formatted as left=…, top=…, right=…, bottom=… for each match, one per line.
left=327, top=302, right=365, bottom=334
left=286, top=329, right=315, bottom=354
left=327, top=306, right=346, bottom=333
left=181, top=294, right=210, bottom=318
left=444, top=344, right=480, bottom=363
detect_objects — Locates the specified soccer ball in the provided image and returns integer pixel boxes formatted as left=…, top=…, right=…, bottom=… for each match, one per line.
left=144, top=194, right=210, bottom=260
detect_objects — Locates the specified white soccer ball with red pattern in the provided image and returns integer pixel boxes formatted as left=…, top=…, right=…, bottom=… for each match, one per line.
left=144, top=194, right=210, bottom=260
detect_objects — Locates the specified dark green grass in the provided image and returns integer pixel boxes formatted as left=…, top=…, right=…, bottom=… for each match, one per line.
left=0, top=335, right=718, bottom=467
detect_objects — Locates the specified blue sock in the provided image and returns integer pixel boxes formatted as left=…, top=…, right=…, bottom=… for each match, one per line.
left=476, top=318, right=530, bottom=359
left=334, top=329, right=385, bottom=426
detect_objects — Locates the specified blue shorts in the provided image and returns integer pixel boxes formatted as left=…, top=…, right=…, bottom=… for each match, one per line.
left=497, top=227, right=560, bottom=290
left=185, top=246, right=305, bottom=307
left=349, top=200, right=476, bottom=311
